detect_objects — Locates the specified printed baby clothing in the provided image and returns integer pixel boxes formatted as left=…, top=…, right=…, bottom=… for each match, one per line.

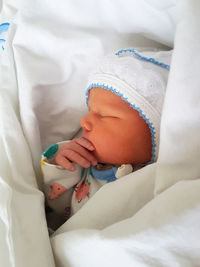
left=41, top=141, right=134, bottom=219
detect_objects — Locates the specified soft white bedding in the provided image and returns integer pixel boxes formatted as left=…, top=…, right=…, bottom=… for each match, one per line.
left=1, top=0, right=200, bottom=266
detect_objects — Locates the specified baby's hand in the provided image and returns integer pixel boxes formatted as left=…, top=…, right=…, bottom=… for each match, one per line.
left=54, top=137, right=98, bottom=171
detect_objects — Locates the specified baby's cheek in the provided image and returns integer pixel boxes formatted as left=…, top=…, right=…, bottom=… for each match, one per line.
left=93, top=136, right=122, bottom=163
left=88, top=123, right=126, bottom=163
left=93, top=127, right=136, bottom=163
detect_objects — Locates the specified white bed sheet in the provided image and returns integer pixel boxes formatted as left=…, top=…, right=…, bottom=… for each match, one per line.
left=1, top=0, right=200, bottom=266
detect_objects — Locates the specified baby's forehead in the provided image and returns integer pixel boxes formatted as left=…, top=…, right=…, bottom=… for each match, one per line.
left=88, top=87, right=134, bottom=112
left=88, top=87, right=122, bottom=104
left=89, top=86, right=114, bottom=96
left=88, top=87, right=122, bottom=102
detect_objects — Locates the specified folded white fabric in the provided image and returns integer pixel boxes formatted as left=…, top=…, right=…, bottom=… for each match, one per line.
left=86, top=49, right=172, bottom=162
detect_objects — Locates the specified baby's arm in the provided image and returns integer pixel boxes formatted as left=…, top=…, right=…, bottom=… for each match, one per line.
left=41, top=138, right=97, bottom=216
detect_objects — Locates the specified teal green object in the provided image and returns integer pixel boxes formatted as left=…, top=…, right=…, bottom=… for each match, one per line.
left=43, top=144, right=59, bottom=159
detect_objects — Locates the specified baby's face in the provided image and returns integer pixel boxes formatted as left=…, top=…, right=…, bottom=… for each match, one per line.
left=81, top=87, right=152, bottom=165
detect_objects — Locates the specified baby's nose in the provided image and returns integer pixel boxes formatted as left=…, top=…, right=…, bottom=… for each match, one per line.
left=80, top=115, right=93, bottom=131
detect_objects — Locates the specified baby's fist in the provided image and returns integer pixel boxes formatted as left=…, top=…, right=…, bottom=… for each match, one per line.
left=54, top=137, right=98, bottom=171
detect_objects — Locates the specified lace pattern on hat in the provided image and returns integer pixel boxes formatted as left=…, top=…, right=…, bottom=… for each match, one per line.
left=92, top=54, right=167, bottom=113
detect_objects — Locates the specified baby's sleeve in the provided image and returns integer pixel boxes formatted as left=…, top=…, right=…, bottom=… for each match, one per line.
left=41, top=141, right=82, bottom=216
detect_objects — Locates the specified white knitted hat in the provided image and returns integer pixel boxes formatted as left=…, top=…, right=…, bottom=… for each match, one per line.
left=85, top=48, right=172, bottom=163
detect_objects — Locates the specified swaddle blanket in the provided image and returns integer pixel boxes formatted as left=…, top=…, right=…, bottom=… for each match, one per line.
left=1, top=0, right=200, bottom=266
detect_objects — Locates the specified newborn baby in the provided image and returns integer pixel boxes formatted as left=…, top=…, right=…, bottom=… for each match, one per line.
left=41, top=48, right=171, bottom=226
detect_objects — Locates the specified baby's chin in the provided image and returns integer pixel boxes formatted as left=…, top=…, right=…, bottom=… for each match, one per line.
left=91, top=150, right=111, bottom=164
left=92, top=149, right=128, bottom=165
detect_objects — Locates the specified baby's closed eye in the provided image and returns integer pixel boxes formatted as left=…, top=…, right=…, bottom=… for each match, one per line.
left=99, top=114, right=120, bottom=119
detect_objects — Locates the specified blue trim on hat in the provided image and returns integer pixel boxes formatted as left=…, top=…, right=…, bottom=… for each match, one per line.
left=86, top=84, right=156, bottom=164
left=115, top=48, right=170, bottom=70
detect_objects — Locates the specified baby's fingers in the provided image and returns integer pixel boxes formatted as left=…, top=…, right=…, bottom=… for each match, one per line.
left=56, top=150, right=92, bottom=171
left=63, top=149, right=92, bottom=169
left=67, top=142, right=97, bottom=166
left=74, top=137, right=95, bottom=151
left=55, top=154, right=76, bottom=171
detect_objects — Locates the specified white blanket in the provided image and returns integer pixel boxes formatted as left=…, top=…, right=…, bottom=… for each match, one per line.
left=1, top=0, right=200, bottom=266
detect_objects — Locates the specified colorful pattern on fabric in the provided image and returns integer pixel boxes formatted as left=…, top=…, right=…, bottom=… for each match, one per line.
left=43, top=144, right=59, bottom=159
left=75, top=169, right=91, bottom=202
left=75, top=179, right=91, bottom=202
left=0, top=22, right=10, bottom=51
left=49, top=183, right=67, bottom=200
left=41, top=158, right=46, bottom=166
